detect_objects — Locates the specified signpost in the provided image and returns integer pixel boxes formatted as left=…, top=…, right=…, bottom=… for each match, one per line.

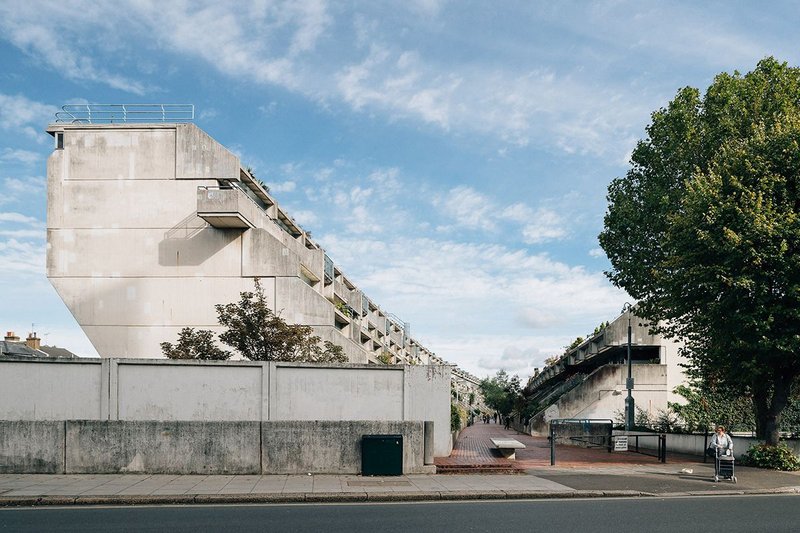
left=614, top=436, right=629, bottom=452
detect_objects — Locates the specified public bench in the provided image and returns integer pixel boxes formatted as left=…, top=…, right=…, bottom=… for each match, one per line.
left=490, top=438, right=526, bottom=460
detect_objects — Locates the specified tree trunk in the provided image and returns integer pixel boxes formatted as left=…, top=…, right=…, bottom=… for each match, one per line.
left=752, top=373, right=793, bottom=446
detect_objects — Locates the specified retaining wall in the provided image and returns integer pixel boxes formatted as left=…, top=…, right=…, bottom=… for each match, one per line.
left=0, top=420, right=429, bottom=474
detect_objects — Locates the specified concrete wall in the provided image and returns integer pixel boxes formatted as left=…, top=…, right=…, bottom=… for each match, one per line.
left=0, top=420, right=428, bottom=474
left=0, top=421, right=65, bottom=474
left=67, top=421, right=261, bottom=474
left=0, top=357, right=452, bottom=457
left=262, top=421, right=424, bottom=474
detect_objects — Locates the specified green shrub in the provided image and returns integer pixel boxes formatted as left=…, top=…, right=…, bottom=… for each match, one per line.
left=739, top=443, right=800, bottom=471
left=451, top=404, right=462, bottom=432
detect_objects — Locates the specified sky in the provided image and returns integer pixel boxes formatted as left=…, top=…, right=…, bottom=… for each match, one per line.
left=0, top=1, right=797, bottom=379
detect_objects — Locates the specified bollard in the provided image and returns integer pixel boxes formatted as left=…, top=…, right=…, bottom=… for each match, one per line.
left=423, top=421, right=435, bottom=465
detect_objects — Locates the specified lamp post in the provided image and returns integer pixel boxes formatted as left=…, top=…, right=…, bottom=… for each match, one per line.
left=621, top=302, right=635, bottom=432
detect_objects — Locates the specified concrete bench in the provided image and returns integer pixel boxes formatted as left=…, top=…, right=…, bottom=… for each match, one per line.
left=490, top=438, right=526, bottom=460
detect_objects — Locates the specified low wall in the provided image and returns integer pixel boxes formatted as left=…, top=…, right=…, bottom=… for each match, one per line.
left=0, top=420, right=429, bottom=475
left=620, top=431, right=800, bottom=460
left=67, top=421, right=261, bottom=474
left=0, top=421, right=65, bottom=474
left=262, top=421, right=424, bottom=474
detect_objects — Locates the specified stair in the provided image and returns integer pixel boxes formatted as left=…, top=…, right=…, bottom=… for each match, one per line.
left=435, top=463, right=525, bottom=475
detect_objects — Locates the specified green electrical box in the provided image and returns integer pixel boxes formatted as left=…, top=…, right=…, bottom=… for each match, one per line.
left=361, top=434, right=403, bottom=476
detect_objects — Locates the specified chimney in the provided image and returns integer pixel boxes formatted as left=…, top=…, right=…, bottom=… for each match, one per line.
left=26, top=332, right=41, bottom=350
left=4, top=331, right=19, bottom=342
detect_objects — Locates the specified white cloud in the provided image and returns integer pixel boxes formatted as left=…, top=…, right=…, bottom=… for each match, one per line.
left=0, top=3, right=148, bottom=94
left=0, top=229, right=45, bottom=239
left=0, top=212, right=44, bottom=226
left=1, top=148, right=40, bottom=165
left=0, top=93, right=57, bottom=141
left=287, top=209, right=317, bottom=227
left=0, top=238, right=45, bottom=275
left=259, top=102, right=278, bottom=116
left=0, top=2, right=787, bottom=160
left=0, top=177, right=46, bottom=206
left=589, top=248, right=605, bottom=258
left=268, top=181, right=297, bottom=193
left=198, top=108, right=219, bottom=120
left=521, top=208, right=567, bottom=244
left=316, top=232, right=629, bottom=376
left=435, top=186, right=496, bottom=231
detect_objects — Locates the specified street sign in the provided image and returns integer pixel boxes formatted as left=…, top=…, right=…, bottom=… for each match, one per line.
left=614, top=436, right=629, bottom=451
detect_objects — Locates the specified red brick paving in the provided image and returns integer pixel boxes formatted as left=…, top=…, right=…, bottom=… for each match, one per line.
left=436, top=421, right=700, bottom=469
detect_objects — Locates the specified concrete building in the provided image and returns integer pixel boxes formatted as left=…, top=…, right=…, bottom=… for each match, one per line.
left=523, top=311, right=687, bottom=434
left=45, top=111, right=441, bottom=365
left=451, top=367, right=486, bottom=414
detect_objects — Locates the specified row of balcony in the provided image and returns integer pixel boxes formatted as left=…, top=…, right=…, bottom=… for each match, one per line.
left=195, top=170, right=441, bottom=367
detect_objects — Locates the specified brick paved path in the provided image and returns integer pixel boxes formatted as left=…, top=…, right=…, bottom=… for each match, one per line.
left=436, top=421, right=699, bottom=469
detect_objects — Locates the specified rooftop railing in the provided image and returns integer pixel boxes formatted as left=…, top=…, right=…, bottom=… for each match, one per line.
left=54, top=104, right=194, bottom=124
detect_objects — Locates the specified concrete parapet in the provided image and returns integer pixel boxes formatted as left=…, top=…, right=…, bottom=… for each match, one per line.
left=65, top=420, right=261, bottom=475
left=0, top=421, right=65, bottom=474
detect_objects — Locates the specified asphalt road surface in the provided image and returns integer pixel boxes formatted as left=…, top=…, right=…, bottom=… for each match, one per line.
left=2, top=495, right=799, bottom=532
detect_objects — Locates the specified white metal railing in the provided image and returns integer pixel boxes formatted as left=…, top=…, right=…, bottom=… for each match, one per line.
left=54, top=104, right=194, bottom=124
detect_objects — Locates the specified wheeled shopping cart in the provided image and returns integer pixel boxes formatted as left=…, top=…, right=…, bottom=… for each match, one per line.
left=714, top=448, right=737, bottom=483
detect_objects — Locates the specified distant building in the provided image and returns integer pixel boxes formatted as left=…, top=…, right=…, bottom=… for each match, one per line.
left=45, top=106, right=443, bottom=366
left=1, top=331, right=79, bottom=359
left=523, top=311, right=687, bottom=434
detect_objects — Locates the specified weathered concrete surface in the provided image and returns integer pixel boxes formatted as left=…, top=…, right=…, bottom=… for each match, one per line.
left=0, top=421, right=64, bottom=474
left=0, top=360, right=102, bottom=420
left=262, top=421, right=425, bottom=474
left=0, top=358, right=451, bottom=459
left=65, top=421, right=261, bottom=474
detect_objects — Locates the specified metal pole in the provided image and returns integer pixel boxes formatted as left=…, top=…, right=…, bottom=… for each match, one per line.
left=623, top=303, right=635, bottom=431
left=550, top=423, right=556, bottom=466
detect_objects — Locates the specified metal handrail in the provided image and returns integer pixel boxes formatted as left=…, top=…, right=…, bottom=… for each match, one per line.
left=54, top=104, right=194, bottom=123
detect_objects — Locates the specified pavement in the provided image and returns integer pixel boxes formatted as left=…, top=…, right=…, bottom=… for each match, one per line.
left=3, top=423, right=799, bottom=507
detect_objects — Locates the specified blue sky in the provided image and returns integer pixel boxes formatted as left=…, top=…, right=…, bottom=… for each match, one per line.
left=0, top=1, right=797, bottom=378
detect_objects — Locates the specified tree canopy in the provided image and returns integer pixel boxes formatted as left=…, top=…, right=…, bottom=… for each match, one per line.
left=599, top=57, right=800, bottom=445
left=216, top=278, right=347, bottom=363
left=160, top=327, right=231, bottom=360
left=163, top=278, right=347, bottom=363
left=479, top=370, right=521, bottom=417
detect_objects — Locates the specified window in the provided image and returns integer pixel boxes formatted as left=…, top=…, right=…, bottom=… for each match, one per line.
left=56, top=132, right=64, bottom=150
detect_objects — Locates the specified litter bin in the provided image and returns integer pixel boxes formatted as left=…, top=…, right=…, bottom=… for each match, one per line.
left=361, top=434, right=403, bottom=476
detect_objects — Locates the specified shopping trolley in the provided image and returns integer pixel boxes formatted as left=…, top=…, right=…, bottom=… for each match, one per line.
left=714, top=447, right=736, bottom=483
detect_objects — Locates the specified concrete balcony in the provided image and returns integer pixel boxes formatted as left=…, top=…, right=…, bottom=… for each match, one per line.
left=197, top=186, right=259, bottom=229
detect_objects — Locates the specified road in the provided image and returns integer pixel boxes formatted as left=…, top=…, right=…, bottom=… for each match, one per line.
left=2, top=495, right=799, bottom=532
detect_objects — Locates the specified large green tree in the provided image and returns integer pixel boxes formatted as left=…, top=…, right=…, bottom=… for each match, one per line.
left=600, top=58, right=800, bottom=445
left=479, top=370, right=521, bottom=417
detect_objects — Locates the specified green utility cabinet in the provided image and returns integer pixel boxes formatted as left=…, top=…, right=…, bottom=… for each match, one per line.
left=361, top=434, right=403, bottom=476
